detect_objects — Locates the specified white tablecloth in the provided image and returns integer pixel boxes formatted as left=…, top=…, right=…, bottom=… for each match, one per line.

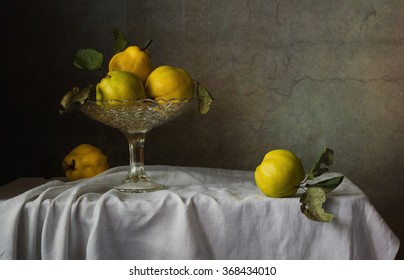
left=0, top=165, right=400, bottom=260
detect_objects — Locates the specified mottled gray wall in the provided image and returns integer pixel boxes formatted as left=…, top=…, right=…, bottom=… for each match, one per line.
left=4, top=0, right=403, bottom=258
left=130, top=0, right=404, bottom=258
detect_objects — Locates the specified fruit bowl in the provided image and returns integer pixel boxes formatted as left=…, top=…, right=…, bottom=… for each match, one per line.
left=80, top=98, right=192, bottom=192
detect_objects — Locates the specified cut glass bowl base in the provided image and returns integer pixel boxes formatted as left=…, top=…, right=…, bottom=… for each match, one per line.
left=114, top=179, right=165, bottom=193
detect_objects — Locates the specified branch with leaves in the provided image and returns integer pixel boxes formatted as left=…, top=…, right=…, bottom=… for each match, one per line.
left=299, top=148, right=344, bottom=222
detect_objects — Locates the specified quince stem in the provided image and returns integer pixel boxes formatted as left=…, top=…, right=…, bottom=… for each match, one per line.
left=142, top=39, right=153, bottom=51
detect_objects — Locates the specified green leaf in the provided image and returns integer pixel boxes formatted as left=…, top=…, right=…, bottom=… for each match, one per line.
left=196, top=81, right=214, bottom=114
left=307, top=176, right=344, bottom=193
left=307, top=147, right=334, bottom=180
left=59, top=85, right=94, bottom=114
left=112, top=28, right=128, bottom=53
left=73, top=48, right=104, bottom=70
left=300, top=187, right=334, bottom=222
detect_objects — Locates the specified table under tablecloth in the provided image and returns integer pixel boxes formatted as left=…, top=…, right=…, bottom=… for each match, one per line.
left=0, top=165, right=400, bottom=260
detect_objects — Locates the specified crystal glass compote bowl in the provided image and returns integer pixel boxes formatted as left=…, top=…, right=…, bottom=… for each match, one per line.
left=80, top=98, right=191, bottom=193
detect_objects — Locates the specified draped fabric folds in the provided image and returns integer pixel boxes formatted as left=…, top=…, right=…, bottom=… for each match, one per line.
left=0, top=166, right=399, bottom=260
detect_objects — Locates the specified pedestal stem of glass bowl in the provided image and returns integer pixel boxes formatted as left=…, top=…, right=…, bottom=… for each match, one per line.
left=115, top=131, right=164, bottom=193
left=125, top=132, right=148, bottom=182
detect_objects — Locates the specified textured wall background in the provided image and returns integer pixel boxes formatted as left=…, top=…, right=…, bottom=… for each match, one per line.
left=4, top=0, right=403, bottom=258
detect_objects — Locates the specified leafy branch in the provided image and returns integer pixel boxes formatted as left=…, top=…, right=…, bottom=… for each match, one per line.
left=112, top=27, right=129, bottom=53
left=59, top=85, right=94, bottom=114
left=73, top=48, right=104, bottom=71
left=307, top=147, right=334, bottom=180
left=299, top=147, right=344, bottom=222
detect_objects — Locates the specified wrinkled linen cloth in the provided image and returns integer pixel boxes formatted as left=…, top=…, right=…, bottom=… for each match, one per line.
left=0, top=165, right=400, bottom=260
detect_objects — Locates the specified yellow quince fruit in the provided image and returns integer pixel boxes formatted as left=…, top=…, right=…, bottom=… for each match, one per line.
left=145, top=65, right=194, bottom=102
left=108, top=45, right=154, bottom=84
left=96, top=71, right=146, bottom=105
left=62, top=144, right=109, bottom=181
left=254, top=149, right=305, bottom=197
